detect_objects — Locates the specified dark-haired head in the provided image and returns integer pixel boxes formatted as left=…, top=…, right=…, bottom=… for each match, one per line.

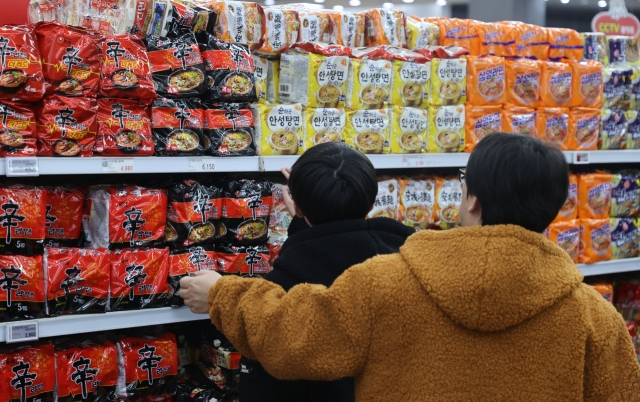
left=462, top=133, right=569, bottom=233
left=288, top=142, right=378, bottom=226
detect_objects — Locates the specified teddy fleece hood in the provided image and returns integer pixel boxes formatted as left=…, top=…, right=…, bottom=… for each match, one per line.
left=399, top=225, right=584, bottom=332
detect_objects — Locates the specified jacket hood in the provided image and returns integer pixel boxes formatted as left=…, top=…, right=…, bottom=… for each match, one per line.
left=400, top=225, right=584, bottom=332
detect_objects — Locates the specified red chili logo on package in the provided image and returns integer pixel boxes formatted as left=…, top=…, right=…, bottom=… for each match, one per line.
left=0, top=344, right=55, bottom=402
left=55, top=341, right=118, bottom=400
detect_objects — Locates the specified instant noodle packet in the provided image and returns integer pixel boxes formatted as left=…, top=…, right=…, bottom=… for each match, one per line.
left=428, top=104, right=465, bottom=152
left=279, top=43, right=350, bottom=108
left=610, top=218, right=638, bottom=260
left=304, top=107, right=347, bottom=151
left=339, top=11, right=366, bottom=48
left=547, top=27, right=583, bottom=61
left=505, top=58, right=540, bottom=108
left=0, top=100, right=37, bottom=157
left=466, top=56, right=506, bottom=106
left=221, top=179, right=272, bottom=246
left=546, top=219, right=580, bottom=263
left=345, top=108, right=391, bottom=154
left=210, top=1, right=262, bottom=50
left=405, top=16, right=439, bottom=51
left=568, top=108, right=599, bottom=151
left=44, top=187, right=84, bottom=248
left=434, top=176, right=462, bottom=229
left=0, top=255, right=45, bottom=321
left=162, top=0, right=212, bottom=38
left=216, top=242, right=270, bottom=276
left=44, top=247, right=110, bottom=316
left=0, top=343, right=55, bottom=401
left=96, top=98, right=154, bottom=156
left=252, top=103, right=304, bottom=155
left=570, top=60, right=603, bottom=109
left=510, top=21, right=549, bottom=60
left=0, top=25, right=45, bottom=102
left=627, top=110, right=640, bottom=149
left=582, top=32, right=608, bottom=64
left=168, top=244, right=217, bottom=306
left=553, top=173, right=578, bottom=223
left=589, top=282, right=614, bottom=303
left=430, top=57, right=467, bottom=106
left=537, top=107, right=570, bottom=150
left=297, top=9, right=341, bottom=45
left=472, top=21, right=515, bottom=57
left=269, top=184, right=293, bottom=236
left=600, top=108, right=628, bottom=150
left=630, top=67, right=640, bottom=111
left=607, top=35, right=639, bottom=65
left=364, top=8, right=406, bottom=47
left=151, top=97, right=207, bottom=155
left=435, top=18, right=480, bottom=56
left=464, top=105, right=502, bottom=152
left=203, top=102, right=256, bottom=156
left=398, top=177, right=436, bottom=229
left=254, top=7, right=299, bottom=57
left=579, top=219, right=612, bottom=263
left=502, top=106, right=537, bottom=137
left=388, top=47, right=430, bottom=108
left=603, top=65, right=632, bottom=110
left=578, top=171, right=613, bottom=219
left=617, top=281, right=640, bottom=322
left=347, top=51, right=392, bottom=110
left=540, top=61, right=573, bottom=107
left=0, top=186, right=46, bottom=256
left=610, top=172, right=640, bottom=217
left=368, top=179, right=399, bottom=219
left=390, top=106, right=427, bottom=154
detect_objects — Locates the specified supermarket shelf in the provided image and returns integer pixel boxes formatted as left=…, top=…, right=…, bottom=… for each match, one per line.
left=0, top=307, right=208, bottom=342
left=571, top=150, right=640, bottom=165
left=578, top=258, right=640, bottom=277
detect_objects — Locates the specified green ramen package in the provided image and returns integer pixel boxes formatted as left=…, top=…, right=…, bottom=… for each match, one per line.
left=610, top=173, right=640, bottom=217
left=151, top=97, right=207, bottom=155
left=146, top=32, right=207, bottom=98
left=216, top=242, right=270, bottom=276
left=304, top=107, right=346, bottom=151
left=345, top=108, right=390, bottom=154
left=610, top=218, right=639, bottom=260
left=346, top=56, right=392, bottom=110
left=0, top=25, right=45, bottom=102
left=0, top=255, right=45, bottom=321
left=600, top=109, right=628, bottom=150
left=168, top=245, right=217, bottom=306
left=221, top=179, right=272, bottom=246
left=0, top=343, right=55, bottom=402
left=0, top=100, right=37, bottom=157
left=203, top=102, right=256, bottom=156
left=0, top=186, right=46, bottom=256
left=252, top=103, right=304, bottom=155
left=96, top=98, right=154, bottom=156
left=390, top=106, right=427, bottom=154
left=367, top=179, right=399, bottom=219
left=430, top=57, right=467, bottom=106
left=428, top=105, right=465, bottom=153
left=279, top=43, right=350, bottom=108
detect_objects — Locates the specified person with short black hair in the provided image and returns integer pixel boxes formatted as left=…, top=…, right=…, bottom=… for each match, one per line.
left=182, top=134, right=640, bottom=401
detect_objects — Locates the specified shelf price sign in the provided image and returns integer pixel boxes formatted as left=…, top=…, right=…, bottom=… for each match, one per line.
left=6, top=321, right=39, bottom=344
left=187, top=158, right=216, bottom=172
left=102, top=158, right=135, bottom=173
left=6, top=157, right=39, bottom=177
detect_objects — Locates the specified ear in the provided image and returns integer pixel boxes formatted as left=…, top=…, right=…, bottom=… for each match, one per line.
left=467, top=194, right=481, bottom=214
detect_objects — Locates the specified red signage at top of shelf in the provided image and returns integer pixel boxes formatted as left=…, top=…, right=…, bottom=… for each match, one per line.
left=592, top=0, right=640, bottom=38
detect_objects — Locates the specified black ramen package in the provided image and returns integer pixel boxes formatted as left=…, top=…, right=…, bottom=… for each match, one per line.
left=197, top=32, right=257, bottom=103
left=117, top=333, right=179, bottom=401
left=221, top=179, right=272, bottom=246
left=96, top=98, right=154, bottom=156
left=100, top=34, right=157, bottom=103
left=198, top=326, right=241, bottom=394
left=0, top=100, right=37, bottom=157
left=203, top=102, right=256, bottom=156
left=163, top=0, right=215, bottom=38
left=35, top=95, right=98, bottom=157
left=0, top=343, right=55, bottom=402
left=166, top=180, right=222, bottom=249
left=0, top=255, right=45, bottom=321
left=35, top=22, right=103, bottom=98
left=216, top=242, right=270, bottom=276
left=110, top=247, right=170, bottom=311
left=151, top=97, right=207, bottom=155
left=0, top=25, right=46, bottom=102
left=44, top=187, right=84, bottom=248
left=54, top=339, right=118, bottom=402
left=44, top=247, right=110, bottom=316
left=174, top=380, right=226, bottom=402
left=168, top=245, right=217, bottom=307
left=146, top=32, right=207, bottom=98
left=0, top=186, right=46, bottom=256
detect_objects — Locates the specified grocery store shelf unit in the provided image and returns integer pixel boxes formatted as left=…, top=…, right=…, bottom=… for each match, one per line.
left=578, top=258, right=640, bottom=277
left=0, top=307, right=208, bottom=343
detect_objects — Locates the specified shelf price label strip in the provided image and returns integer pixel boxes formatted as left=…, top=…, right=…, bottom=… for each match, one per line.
left=5, top=321, right=38, bottom=344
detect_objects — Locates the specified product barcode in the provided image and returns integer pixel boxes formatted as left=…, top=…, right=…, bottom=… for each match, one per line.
left=280, top=84, right=290, bottom=93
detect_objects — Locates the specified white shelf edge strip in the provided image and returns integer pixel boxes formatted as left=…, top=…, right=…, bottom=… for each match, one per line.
left=577, top=257, right=640, bottom=277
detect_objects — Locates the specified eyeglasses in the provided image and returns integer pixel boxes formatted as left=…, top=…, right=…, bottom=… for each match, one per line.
left=459, top=168, right=466, bottom=184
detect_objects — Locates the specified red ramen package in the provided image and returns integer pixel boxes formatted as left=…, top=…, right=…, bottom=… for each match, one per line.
left=610, top=218, right=638, bottom=260
left=0, top=255, right=45, bottom=321
left=151, top=97, right=207, bottom=156
left=96, top=98, right=154, bottom=156
left=146, top=32, right=207, bottom=98
left=168, top=245, right=217, bottom=306
left=44, top=247, right=109, bottom=316
left=100, top=34, right=157, bottom=103
left=117, top=333, right=179, bottom=400
left=0, top=25, right=45, bottom=102
left=221, top=179, right=272, bottom=246
left=434, top=176, right=462, bottom=229
left=578, top=172, right=613, bottom=220
left=368, top=179, right=399, bottom=220
left=545, top=220, right=580, bottom=263
left=0, top=186, right=46, bottom=256
left=166, top=180, right=222, bottom=249
left=110, top=247, right=169, bottom=310
left=35, top=95, right=98, bottom=157
left=203, top=102, right=256, bottom=156
left=44, top=187, right=84, bottom=248
left=398, top=177, right=436, bottom=230
left=579, top=219, right=612, bottom=264
left=34, top=22, right=103, bottom=98
left=0, top=100, right=37, bottom=157
left=54, top=339, right=118, bottom=402
left=197, top=32, right=257, bottom=103
left=553, top=173, right=578, bottom=223
left=0, top=343, right=55, bottom=402
left=610, top=172, right=640, bottom=217
left=616, top=282, right=640, bottom=322
left=216, top=242, right=270, bottom=276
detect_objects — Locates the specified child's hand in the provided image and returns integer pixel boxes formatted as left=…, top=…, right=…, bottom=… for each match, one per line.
left=281, top=167, right=296, bottom=217
left=180, top=270, right=222, bottom=314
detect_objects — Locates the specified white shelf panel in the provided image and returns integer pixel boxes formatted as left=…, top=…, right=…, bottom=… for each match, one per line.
left=572, top=150, right=640, bottom=164
left=578, top=258, right=640, bottom=277
left=0, top=307, right=207, bottom=342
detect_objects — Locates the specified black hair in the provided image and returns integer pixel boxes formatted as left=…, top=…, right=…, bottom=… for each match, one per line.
left=465, top=133, right=569, bottom=233
left=288, top=142, right=378, bottom=226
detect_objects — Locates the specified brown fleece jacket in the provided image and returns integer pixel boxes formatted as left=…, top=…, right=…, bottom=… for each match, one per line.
left=208, top=225, right=640, bottom=401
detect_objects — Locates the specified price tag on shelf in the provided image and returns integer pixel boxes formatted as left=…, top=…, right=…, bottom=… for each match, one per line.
left=6, top=157, right=39, bottom=177
left=187, top=158, right=216, bottom=172
left=6, top=321, right=38, bottom=344
left=573, top=152, right=590, bottom=165
left=102, top=158, right=134, bottom=173
left=402, top=155, right=429, bottom=168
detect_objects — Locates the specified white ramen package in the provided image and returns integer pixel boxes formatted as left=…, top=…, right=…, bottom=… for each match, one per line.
left=368, top=179, right=399, bottom=219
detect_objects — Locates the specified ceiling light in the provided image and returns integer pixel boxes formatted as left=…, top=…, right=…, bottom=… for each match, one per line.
left=403, top=0, right=414, bottom=3
left=333, top=4, right=344, bottom=10
left=265, top=0, right=274, bottom=4
left=314, top=0, right=324, bottom=3
left=560, top=0, right=569, bottom=3
left=436, top=0, right=447, bottom=5
left=598, top=0, right=607, bottom=6
left=383, top=2, right=393, bottom=8
left=349, top=0, right=361, bottom=5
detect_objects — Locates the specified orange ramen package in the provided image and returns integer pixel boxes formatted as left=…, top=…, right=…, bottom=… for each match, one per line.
left=590, top=282, right=614, bottom=303
left=578, top=172, right=613, bottom=219
left=553, top=173, right=578, bottom=223
left=0, top=25, right=45, bottom=102
left=44, top=187, right=84, bottom=248
left=110, top=247, right=170, bottom=310
left=435, top=18, right=480, bottom=56
left=44, top=247, right=109, bottom=316
left=545, top=219, right=580, bottom=263
left=465, top=105, right=503, bottom=152
left=547, top=27, right=583, bottom=62
left=0, top=343, right=55, bottom=402
left=466, top=56, right=506, bottom=106
left=568, top=108, right=599, bottom=151
left=0, top=100, right=37, bottom=157
left=579, top=219, right=612, bottom=263
left=434, top=176, right=462, bottom=229
left=96, top=98, right=154, bottom=156
left=472, top=21, right=515, bottom=57
left=511, top=22, right=549, bottom=60
left=297, top=9, right=341, bottom=45
left=364, top=9, right=406, bottom=47
left=168, top=245, right=217, bottom=306
left=210, top=1, right=262, bottom=50
left=537, top=107, right=570, bottom=150
left=540, top=61, right=573, bottom=107
left=216, top=242, right=270, bottom=276
left=368, top=179, right=399, bottom=219
left=571, top=60, right=603, bottom=109
left=0, top=186, right=46, bottom=256
left=254, top=7, right=299, bottom=57
left=398, top=177, right=436, bottom=229
left=0, top=255, right=45, bottom=321
left=506, top=58, right=541, bottom=108
left=502, top=106, right=537, bottom=137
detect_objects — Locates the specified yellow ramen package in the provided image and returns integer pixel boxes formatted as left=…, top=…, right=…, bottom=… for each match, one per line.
left=254, top=56, right=280, bottom=104
left=304, top=107, right=347, bottom=151
left=392, top=60, right=430, bottom=108
left=405, top=16, right=440, bottom=50
left=390, top=106, right=427, bottom=154
left=346, top=108, right=390, bottom=154
left=252, top=103, right=304, bottom=155
left=346, top=58, right=393, bottom=110
left=431, top=57, right=467, bottom=106
left=398, top=177, right=437, bottom=229
left=368, top=179, right=399, bottom=219
left=428, top=105, right=465, bottom=153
